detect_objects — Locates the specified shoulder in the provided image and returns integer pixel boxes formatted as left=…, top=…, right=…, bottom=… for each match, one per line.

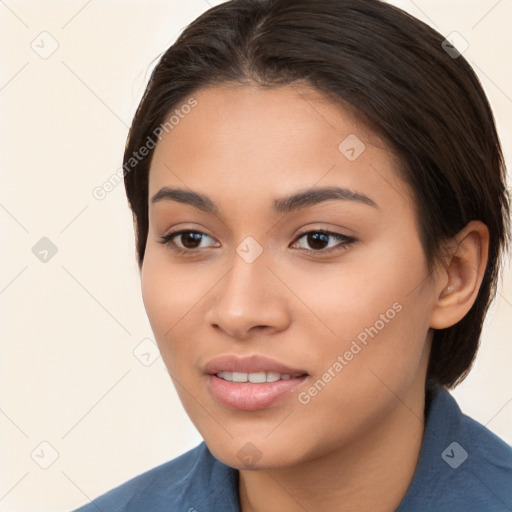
left=72, top=442, right=239, bottom=512
left=440, top=389, right=512, bottom=503
left=453, top=407, right=512, bottom=506
left=398, top=386, right=512, bottom=512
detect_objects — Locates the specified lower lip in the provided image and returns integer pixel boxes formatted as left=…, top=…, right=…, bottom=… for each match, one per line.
left=207, top=374, right=307, bottom=411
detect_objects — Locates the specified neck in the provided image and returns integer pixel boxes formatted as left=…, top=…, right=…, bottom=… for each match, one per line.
left=238, top=384, right=426, bottom=512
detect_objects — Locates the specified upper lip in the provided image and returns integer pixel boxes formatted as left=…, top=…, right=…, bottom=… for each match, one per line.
left=204, top=355, right=308, bottom=376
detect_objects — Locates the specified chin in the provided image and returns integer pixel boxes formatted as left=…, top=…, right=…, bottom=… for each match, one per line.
left=205, top=435, right=305, bottom=471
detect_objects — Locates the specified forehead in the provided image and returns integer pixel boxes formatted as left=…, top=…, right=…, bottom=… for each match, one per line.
left=148, top=84, right=410, bottom=214
left=152, top=84, right=374, bottom=166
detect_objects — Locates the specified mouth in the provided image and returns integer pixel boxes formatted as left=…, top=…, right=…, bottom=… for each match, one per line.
left=204, top=355, right=309, bottom=411
left=216, top=371, right=305, bottom=383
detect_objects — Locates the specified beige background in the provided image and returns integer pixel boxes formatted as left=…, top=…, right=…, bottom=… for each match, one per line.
left=0, top=1, right=511, bottom=510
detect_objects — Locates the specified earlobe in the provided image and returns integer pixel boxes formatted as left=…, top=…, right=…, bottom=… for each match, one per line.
left=429, top=221, right=489, bottom=329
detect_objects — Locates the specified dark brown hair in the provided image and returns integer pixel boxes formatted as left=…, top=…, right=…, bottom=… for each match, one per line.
left=123, top=0, right=510, bottom=389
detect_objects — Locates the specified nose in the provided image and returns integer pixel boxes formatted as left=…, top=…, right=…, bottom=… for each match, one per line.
left=205, top=249, right=292, bottom=341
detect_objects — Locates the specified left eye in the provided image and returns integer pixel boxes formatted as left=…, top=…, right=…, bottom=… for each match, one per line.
left=291, top=230, right=355, bottom=253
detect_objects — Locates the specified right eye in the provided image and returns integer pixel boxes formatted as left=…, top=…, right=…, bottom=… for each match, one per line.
left=158, top=230, right=219, bottom=256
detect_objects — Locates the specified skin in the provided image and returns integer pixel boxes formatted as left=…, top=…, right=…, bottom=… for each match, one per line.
left=140, top=84, right=489, bottom=512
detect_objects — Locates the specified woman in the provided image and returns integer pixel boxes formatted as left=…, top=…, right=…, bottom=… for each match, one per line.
left=74, top=0, right=512, bottom=510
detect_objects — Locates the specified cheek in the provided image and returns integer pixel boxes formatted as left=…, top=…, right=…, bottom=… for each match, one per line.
left=140, top=250, right=198, bottom=359
left=288, top=235, right=428, bottom=340
left=288, top=234, right=431, bottom=392
left=141, top=252, right=172, bottom=339
left=309, top=253, right=429, bottom=389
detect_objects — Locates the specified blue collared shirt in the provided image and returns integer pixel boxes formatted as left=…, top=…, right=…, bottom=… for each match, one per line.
left=73, top=385, right=512, bottom=511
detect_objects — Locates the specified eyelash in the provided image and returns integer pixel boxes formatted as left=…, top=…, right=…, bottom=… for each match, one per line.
left=157, top=229, right=356, bottom=257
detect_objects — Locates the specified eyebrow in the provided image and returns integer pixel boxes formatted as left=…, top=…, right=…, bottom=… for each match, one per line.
left=150, top=186, right=378, bottom=213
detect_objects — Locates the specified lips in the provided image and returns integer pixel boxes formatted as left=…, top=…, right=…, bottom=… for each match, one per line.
left=204, top=355, right=308, bottom=411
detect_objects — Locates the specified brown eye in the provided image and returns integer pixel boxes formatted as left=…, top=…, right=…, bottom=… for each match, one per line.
left=178, top=232, right=204, bottom=249
left=158, top=230, right=218, bottom=255
left=292, top=230, right=355, bottom=254
left=305, top=232, right=329, bottom=250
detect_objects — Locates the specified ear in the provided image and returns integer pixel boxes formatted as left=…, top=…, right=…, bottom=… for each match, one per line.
left=429, top=220, right=489, bottom=329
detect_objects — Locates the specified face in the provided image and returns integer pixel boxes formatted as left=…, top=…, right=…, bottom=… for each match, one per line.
left=141, top=84, right=436, bottom=469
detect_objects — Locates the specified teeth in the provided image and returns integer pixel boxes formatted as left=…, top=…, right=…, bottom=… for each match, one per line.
left=266, top=372, right=280, bottom=382
left=248, top=372, right=266, bottom=383
left=217, top=371, right=295, bottom=383
left=232, top=372, right=247, bottom=382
